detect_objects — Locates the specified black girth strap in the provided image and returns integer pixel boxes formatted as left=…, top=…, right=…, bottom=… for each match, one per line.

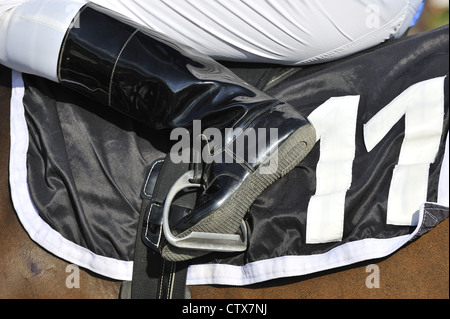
left=127, top=158, right=196, bottom=299
left=130, top=199, right=189, bottom=299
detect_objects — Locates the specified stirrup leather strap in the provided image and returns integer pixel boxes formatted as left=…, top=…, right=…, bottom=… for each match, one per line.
left=129, top=156, right=248, bottom=299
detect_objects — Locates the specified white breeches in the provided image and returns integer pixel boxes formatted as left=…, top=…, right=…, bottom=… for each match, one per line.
left=1, top=0, right=423, bottom=81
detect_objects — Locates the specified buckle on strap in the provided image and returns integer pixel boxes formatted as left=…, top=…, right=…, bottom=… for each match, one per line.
left=162, top=170, right=248, bottom=253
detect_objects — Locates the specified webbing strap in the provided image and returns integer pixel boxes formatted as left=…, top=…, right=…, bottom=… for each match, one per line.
left=128, top=158, right=194, bottom=299
left=129, top=196, right=188, bottom=299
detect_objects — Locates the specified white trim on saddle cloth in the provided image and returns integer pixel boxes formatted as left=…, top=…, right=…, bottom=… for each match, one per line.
left=186, top=203, right=442, bottom=286
left=9, top=70, right=449, bottom=284
left=8, top=71, right=133, bottom=281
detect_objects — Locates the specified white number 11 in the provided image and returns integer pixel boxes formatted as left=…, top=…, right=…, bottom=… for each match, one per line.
left=306, top=76, right=446, bottom=244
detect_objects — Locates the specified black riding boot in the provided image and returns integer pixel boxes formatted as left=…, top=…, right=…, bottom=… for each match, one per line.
left=58, top=3, right=316, bottom=261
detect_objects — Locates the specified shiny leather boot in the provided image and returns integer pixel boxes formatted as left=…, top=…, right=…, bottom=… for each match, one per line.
left=58, top=3, right=316, bottom=261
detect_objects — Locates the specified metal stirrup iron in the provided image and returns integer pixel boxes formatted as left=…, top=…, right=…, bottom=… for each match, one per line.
left=162, top=170, right=248, bottom=252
